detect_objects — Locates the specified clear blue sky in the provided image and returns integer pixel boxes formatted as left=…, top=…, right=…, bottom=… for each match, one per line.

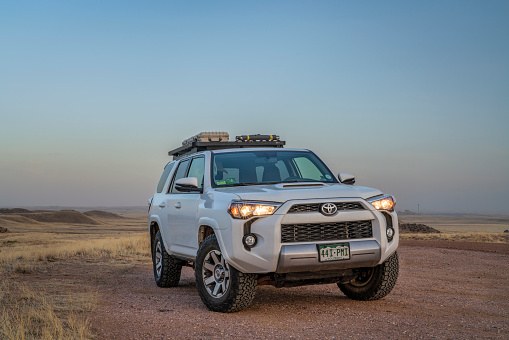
left=1, top=0, right=508, bottom=213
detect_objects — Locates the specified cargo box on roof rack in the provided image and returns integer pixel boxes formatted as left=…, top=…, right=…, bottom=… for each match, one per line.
left=168, top=132, right=285, bottom=159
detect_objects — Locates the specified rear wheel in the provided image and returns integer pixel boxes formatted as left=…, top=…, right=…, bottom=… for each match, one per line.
left=338, top=251, right=399, bottom=301
left=195, top=234, right=257, bottom=312
left=152, top=231, right=182, bottom=287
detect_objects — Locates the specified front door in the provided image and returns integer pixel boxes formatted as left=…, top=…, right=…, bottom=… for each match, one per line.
left=166, top=157, right=205, bottom=258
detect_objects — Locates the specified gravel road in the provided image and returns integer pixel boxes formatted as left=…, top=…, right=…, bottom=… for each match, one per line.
left=90, top=241, right=509, bottom=339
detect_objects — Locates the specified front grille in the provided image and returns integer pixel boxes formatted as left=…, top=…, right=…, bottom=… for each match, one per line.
left=288, top=202, right=364, bottom=213
left=281, top=220, right=373, bottom=243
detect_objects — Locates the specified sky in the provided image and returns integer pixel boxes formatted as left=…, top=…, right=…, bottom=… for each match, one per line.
left=1, top=0, right=508, bottom=213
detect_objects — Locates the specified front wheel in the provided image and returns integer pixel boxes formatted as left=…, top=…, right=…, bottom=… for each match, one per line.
left=338, top=251, right=399, bottom=301
left=195, top=234, right=257, bottom=313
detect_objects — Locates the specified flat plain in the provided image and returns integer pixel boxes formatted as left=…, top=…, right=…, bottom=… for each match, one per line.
left=1, top=209, right=508, bottom=339
left=399, top=213, right=509, bottom=233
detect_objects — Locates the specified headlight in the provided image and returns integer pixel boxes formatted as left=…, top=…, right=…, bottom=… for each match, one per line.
left=228, top=201, right=280, bottom=219
left=367, top=195, right=396, bottom=212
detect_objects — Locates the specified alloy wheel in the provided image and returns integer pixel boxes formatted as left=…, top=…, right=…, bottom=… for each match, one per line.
left=155, top=240, right=163, bottom=278
left=202, top=250, right=231, bottom=298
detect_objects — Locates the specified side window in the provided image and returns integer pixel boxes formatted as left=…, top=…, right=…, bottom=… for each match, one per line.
left=169, top=159, right=190, bottom=193
left=293, top=157, right=324, bottom=180
left=187, top=157, right=205, bottom=188
left=156, top=162, right=175, bottom=193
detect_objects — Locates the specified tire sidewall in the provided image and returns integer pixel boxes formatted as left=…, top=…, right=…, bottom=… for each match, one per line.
left=345, top=265, right=384, bottom=294
left=195, top=234, right=257, bottom=312
left=339, top=251, right=399, bottom=300
left=152, top=230, right=182, bottom=287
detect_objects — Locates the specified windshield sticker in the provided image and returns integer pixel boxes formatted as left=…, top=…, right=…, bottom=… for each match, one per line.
left=216, top=178, right=236, bottom=186
left=325, top=175, right=332, bottom=179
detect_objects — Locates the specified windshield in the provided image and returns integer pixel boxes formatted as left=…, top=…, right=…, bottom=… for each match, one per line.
left=211, top=150, right=337, bottom=187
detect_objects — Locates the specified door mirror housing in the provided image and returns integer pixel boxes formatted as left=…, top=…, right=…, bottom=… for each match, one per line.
left=175, top=177, right=202, bottom=193
left=338, top=172, right=355, bottom=185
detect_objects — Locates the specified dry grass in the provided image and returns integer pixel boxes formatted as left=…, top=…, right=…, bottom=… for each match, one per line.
left=0, top=232, right=150, bottom=275
left=0, top=281, right=95, bottom=340
left=400, top=232, right=509, bottom=243
left=0, top=228, right=149, bottom=340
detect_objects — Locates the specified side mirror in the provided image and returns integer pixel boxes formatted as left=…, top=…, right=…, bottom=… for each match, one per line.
left=338, top=172, right=355, bottom=185
left=175, top=177, right=202, bottom=193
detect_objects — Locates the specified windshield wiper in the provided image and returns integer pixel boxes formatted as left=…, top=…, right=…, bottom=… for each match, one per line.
left=281, top=179, right=318, bottom=183
left=215, top=182, right=261, bottom=188
left=216, top=180, right=322, bottom=188
left=216, top=181, right=281, bottom=188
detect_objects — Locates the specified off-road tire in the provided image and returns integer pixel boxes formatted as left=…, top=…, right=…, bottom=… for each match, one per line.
left=152, top=231, right=182, bottom=287
left=195, top=234, right=257, bottom=313
left=338, top=251, right=399, bottom=301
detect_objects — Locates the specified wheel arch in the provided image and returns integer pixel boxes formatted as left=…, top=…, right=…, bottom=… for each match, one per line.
left=150, top=221, right=160, bottom=249
left=197, top=217, right=221, bottom=246
left=198, top=225, right=215, bottom=245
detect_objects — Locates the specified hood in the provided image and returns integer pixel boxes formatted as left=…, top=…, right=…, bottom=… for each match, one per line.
left=214, top=183, right=383, bottom=203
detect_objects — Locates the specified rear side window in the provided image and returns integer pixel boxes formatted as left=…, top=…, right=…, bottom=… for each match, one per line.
left=156, top=162, right=175, bottom=193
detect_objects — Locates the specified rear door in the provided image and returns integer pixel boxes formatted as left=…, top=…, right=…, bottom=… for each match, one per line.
left=151, top=161, right=176, bottom=248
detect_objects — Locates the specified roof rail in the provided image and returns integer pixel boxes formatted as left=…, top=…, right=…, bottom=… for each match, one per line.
left=168, top=132, right=285, bottom=159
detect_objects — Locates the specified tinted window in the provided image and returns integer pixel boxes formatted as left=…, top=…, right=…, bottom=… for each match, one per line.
left=211, top=151, right=336, bottom=187
left=169, top=159, right=190, bottom=193
left=156, top=162, right=175, bottom=193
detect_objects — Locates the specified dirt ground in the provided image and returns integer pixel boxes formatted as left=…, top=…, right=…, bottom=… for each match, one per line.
left=54, top=240, right=509, bottom=339
left=3, top=210, right=508, bottom=339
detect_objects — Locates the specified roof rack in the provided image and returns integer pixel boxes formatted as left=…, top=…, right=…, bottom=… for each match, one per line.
left=168, top=132, right=285, bottom=159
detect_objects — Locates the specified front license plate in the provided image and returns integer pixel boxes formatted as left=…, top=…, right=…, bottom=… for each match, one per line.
left=317, top=243, right=350, bottom=262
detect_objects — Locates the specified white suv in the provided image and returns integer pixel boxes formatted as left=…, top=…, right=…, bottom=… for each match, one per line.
left=148, top=133, right=399, bottom=313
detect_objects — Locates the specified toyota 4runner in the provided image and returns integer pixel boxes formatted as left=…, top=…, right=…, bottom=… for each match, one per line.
left=148, top=132, right=399, bottom=313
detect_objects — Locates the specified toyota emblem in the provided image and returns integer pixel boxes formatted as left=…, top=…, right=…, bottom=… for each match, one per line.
left=320, top=203, right=337, bottom=216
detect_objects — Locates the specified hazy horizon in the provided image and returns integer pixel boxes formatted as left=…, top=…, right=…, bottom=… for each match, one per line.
left=1, top=205, right=508, bottom=217
left=1, top=1, right=508, bottom=214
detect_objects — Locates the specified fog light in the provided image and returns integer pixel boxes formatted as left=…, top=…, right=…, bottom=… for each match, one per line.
left=386, top=227, right=394, bottom=239
left=243, top=233, right=257, bottom=248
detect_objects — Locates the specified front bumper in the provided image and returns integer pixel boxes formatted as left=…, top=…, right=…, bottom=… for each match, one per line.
left=277, top=240, right=381, bottom=273
left=218, top=198, right=398, bottom=274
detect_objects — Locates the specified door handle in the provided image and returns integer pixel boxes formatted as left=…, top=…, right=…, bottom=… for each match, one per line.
left=158, top=202, right=166, bottom=208
left=175, top=202, right=182, bottom=209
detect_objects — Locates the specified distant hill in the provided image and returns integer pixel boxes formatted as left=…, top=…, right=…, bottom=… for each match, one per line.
left=0, top=208, right=129, bottom=226
left=0, top=209, right=101, bottom=225
left=0, top=208, right=32, bottom=214
left=0, top=215, right=45, bottom=225
left=83, top=210, right=126, bottom=219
